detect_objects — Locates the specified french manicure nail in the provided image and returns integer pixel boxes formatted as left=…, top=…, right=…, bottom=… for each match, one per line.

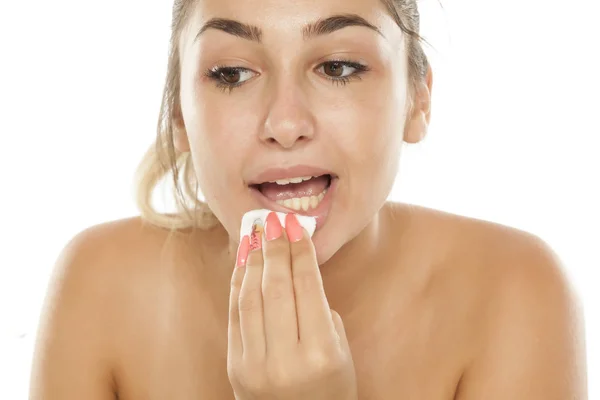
left=285, top=213, right=304, bottom=242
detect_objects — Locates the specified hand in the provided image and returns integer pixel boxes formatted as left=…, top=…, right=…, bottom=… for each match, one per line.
left=227, top=212, right=358, bottom=400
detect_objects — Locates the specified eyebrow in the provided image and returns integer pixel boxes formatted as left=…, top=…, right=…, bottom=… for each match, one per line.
left=195, top=13, right=383, bottom=43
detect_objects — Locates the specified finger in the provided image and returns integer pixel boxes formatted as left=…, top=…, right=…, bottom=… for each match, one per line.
left=330, top=309, right=350, bottom=351
left=286, top=214, right=336, bottom=349
left=238, top=227, right=266, bottom=359
left=228, top=236, right=249, bottom=361
left=262, top=212, right=299, bottom=355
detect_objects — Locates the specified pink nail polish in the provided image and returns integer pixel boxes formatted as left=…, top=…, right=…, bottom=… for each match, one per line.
left=265, top=212, right=282, bottom=241
left=236, top=235, right=250, bottom=267
left=285, top=213, right=304, bottom=242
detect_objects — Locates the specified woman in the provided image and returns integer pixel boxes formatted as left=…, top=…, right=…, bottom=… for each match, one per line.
left=29, top=0, right=587, bottom=399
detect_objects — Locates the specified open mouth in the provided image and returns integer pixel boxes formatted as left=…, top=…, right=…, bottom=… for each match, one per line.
left=249, top=174, right=334, bottom=213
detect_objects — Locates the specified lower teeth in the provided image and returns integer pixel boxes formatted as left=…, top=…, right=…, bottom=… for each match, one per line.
left=276, top=190, right=327, bottom=211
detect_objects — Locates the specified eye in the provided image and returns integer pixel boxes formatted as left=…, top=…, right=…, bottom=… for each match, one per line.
left=204, top=66, right=257, bottom=93
left=319, top=61, right=358, bottom=78
left=204, top=59, right=369, bottom=93
left=217, top=67, right=255, bottom=85
left=316, top=60, right=370, bottom=85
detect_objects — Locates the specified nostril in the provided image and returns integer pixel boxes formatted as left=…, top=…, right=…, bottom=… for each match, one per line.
left=265, top=136, right=308, bottom=146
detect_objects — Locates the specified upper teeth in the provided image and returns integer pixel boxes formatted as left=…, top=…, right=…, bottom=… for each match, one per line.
left=272, top=176, right=315, bottom=185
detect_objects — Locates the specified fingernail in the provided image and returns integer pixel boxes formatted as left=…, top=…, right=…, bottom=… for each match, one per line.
left=285, top=213, right=304, bottom=243
left=250, top=221, right=263, bottom=251
left=236, top=235, right=250, bottom=267
left=265, top=212, right=282, bottom=241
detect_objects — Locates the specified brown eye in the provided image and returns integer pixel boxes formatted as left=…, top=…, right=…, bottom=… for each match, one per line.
left=221, top=69, right=241, bottom=84
left=317, top=61, right=367, bottom=82
left=323, top=62, right=344, bottom=77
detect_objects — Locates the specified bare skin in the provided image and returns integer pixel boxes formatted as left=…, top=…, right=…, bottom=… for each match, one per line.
left=29, top=0, right=587, bottom=397
left=30, top=202, right=586, bottom=399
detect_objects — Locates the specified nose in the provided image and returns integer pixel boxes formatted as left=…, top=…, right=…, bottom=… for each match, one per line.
left=260, top=79, right=315, bottom=149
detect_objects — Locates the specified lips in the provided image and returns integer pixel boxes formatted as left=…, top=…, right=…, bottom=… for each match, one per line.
left=245, top=164, right=339, bottom=230
left=246, top=165, right=338, bottom=186
left=252, top=174, right=331, bottom=201
left=248, top=176, right=338, bottom=230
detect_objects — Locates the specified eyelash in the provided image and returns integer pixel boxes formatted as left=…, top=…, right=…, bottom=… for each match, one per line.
left=203, top=59, right=370, bottom=94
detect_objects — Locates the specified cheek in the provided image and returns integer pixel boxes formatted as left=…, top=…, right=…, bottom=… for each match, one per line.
left=184, top=73, right=262, bottom=157
left=184, top=97, right=261, bottom=200
left=327, top=80, right=406, bottom=167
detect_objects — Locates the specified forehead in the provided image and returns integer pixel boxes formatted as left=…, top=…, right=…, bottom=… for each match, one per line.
left=194, top=0, right=387, bottom=15
left=184, top=0, right=398, bottom=40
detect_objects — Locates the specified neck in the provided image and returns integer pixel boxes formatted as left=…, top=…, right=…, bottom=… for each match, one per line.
left=319, top=208, right=390, bottom=316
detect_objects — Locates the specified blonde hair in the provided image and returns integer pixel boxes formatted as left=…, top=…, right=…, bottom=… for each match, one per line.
left=134, top=0, right=430, bottom=231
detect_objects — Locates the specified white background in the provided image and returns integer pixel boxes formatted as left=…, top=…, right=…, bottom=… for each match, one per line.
left=1, top=0, right=598, bottom=398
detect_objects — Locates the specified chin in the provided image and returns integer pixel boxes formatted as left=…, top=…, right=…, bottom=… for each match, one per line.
left=313, top=240, right=336, bottom=266
left=310, top=221, right=350, bottom=267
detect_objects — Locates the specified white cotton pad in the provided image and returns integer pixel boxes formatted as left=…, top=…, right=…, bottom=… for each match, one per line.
left=240, top=209, right=317, bottom=241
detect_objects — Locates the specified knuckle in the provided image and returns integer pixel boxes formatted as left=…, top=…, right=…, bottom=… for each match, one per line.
left=262, top=272, right=291, bottom=300
left=226, top=361, right=241, bottom=383
left=230, top=270, right=244, bottom=292
left=293, top=269, right=320, bottom=294
left=262, top=280, right=288, bottom=301
left=305, top=349, right=343, bottom=375
left=290, top=237, right=312, bottom=258
left=231, top=360, right=270, bottom=393
left=238, top=288, right=262, bottom=312
left=267, top=364, right=296, bottom=390
left=263, top=238, right=289, bottom=260
left=240, top=373, right=269, bottom=395
left=245, top=251, right=263, bottom=268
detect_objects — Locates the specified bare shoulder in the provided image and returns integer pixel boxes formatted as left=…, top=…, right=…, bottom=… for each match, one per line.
left=38, top=215, right=218, bottom=328
left=30, top=216, right=213, bottom=399
left=388, top=202, right=579, bottom=282
left=388, top=203, right=587, bottom=398
left=391, top=202, right=584, bottom=326
left=41, top=216, right=185, bottom=310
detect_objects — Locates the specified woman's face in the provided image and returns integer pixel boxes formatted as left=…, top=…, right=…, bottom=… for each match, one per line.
left=175, top=0, right=427, bottom=265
